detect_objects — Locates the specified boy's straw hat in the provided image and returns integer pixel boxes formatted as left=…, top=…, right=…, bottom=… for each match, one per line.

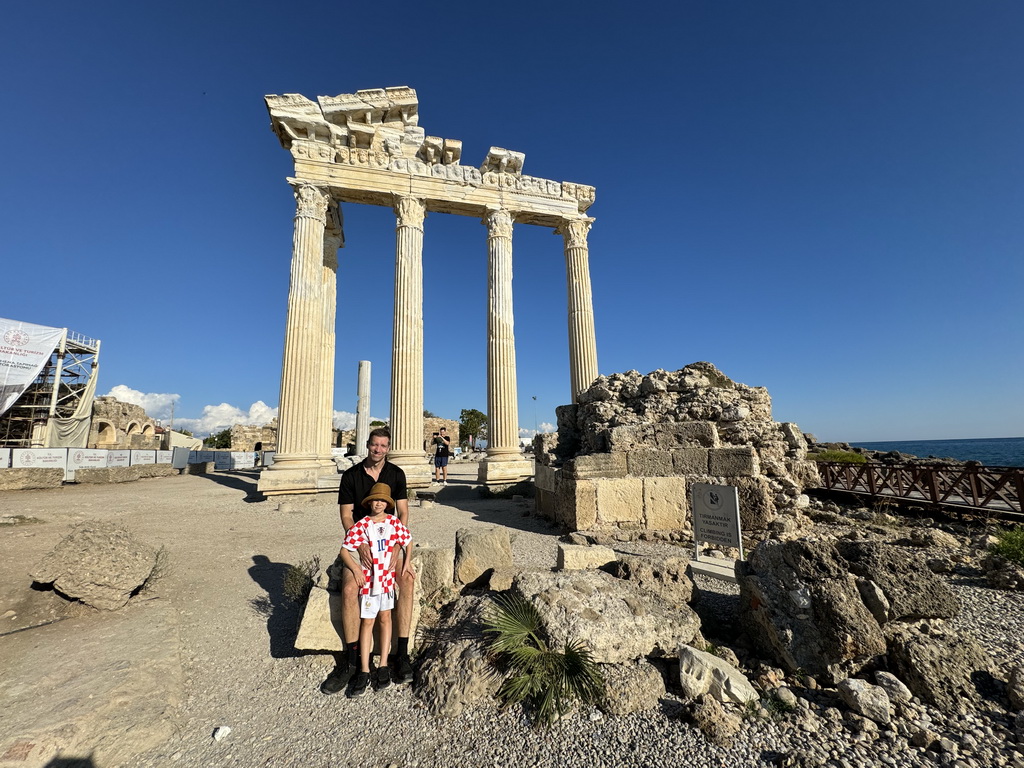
left=361, top=482, right=395, bottom=511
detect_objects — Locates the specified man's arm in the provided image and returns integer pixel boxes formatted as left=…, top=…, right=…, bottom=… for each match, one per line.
left=341, top=548, right=365, bottom=585
left=395, top=497, right=409, bottom=529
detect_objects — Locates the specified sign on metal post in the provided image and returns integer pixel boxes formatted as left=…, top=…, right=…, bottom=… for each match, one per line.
left=691, top=482, right=744, bottom=562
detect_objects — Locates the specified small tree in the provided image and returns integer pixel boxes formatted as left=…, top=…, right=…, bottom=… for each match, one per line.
left=459, top=408, right=487, bottom=446
left=204, top=428, right=232, bottom=448
left=175, top=428, right=193, bottom=437
left=424, top=409, right=437, bottom=418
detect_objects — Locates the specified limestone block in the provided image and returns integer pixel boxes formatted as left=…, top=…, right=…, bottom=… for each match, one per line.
left=557, top=544, right=616, bottom=570
left=672, top=448, right=709, bottom=475
left=565, top=452, right=627, bottom=479
left=567, top=477, right=598, bottom=530
left=607, top=425, right=648, bottom=452
left=477, top=459, right=533, bottom=485
left=75, top=466, right=142, bottom=484
left=642, top=476, right=689, bottom=530
left=454, top=527, right=512, bottom=585
left=415, top=546, right=455, bottom=601
left=294, top=586, right=343, bottom=652
left=594, top=477, right=643, bottom=525
left=678, top=644, right=759, bottom=705
left=534, top=463, right=558, bottom=493
left=655, top=422, right=719, bottom=450
left=708, top=447, right=759, bottom=477
left=185, top=461, right=213, bottom=475
left=136, top=464, right=177, bottom=479
left=731, top=475, right=776, bottom=530
left=838, top=678, right=891, bottom=724
left=0, top=468, right=64, bottom=490
left=626, top=449, right=673, bottom=477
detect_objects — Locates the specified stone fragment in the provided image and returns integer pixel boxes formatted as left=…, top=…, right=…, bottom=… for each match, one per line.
left=512, top=570, right=701, bottom=664
left=599, top=660, right=665, bottom=715
left=557, top=544, right=616, bottom=570
left=981, top=552, right=1024, bottom=591
left=732, top=475, right=776, bottom=530
left=454, top=527, right=512, bottom=586
left=31, top=521, right=159, bottom=610
left=677, top=644, right=759, bottom=705
left=414, top=546, right=455, bottom=601
left=294, top=585, right=343, bottom=652
left=605, top=553, right=694, bottom=604
left=0, top=468, right=64, bottom=490
left=837, top=678, right=891, bottom=724
left=909, top=528, right=961, bottom=548
left=874, top=671, right=913, bottom=704
left=709, top=447, right=759, bottom=477
left=689, top=694, right=741, bottom=748
left=1007, top=666, right=1024, bottom=711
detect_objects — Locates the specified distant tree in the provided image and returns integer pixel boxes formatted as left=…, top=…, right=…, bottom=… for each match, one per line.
left=424, top=409, right=437, bottom=418
left=459, top=408, right=487, bottom=445
left=175, top=428, right=193, bottom=437
left=204, top=428, right=231, bottom=449
left=370, top=420, right=386, bottom=427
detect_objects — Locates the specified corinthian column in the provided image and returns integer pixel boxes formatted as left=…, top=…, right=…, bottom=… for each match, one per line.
left=265, top=182, right=330, bottom=480
left=387, top=196, right=429, bottom=482
left=556, top=216, right=598, bottom=403
left=483, top=206, right=522, bottom=461
left=317, top=200, right=343, bottom=469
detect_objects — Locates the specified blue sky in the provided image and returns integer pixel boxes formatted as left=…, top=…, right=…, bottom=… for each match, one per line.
left=1, top=1, right=1021, bottom=441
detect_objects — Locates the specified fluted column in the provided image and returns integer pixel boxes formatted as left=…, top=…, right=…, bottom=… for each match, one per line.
left=387, top=196, right=426, bottom=469
left=355, top=360, right=371, bottom=458
left=483, top=206, right=521, bottom=460
left=270, top=182, right=331, bottom=470
left=556, top=216, right=599, bottom=403
left=317, top=200, right=343, bottom=468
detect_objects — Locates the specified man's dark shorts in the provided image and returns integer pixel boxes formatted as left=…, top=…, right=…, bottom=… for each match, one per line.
left=434, top=456, right=449, bottom=468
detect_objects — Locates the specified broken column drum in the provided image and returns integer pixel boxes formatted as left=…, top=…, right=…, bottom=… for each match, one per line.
left=259, top=86, right=600, bottom=494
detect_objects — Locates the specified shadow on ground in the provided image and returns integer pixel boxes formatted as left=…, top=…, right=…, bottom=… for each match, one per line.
left=248, top=554, right=302, bottom=658
left=196, top=471, right=265, bottom=502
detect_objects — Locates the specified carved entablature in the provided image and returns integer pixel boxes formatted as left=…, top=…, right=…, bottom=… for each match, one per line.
left=265, top=87, right=595, bottom=216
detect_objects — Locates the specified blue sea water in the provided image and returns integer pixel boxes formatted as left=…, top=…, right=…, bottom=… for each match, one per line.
left=849, top=436, right=1024, bottom=468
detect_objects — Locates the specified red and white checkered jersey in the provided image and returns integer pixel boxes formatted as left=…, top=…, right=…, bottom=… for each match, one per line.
left=342, top=514, right=411, bottom=596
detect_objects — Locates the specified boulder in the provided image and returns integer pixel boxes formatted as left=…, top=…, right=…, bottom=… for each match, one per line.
left=454, top=527, right=512, bottom=586
left=0, top=468, right=64, bottom=490
left=511, top=570, right=702, bottom=664
left=689, top=694, right=741, bottom=748
left=908, top=528, right=961, bottom=549
left=31, top=521, right=160, bottom=610
left=677, top=645, right=758, bottom=705
left=294, top=585, right=343, bottom=652
left=414, top=546, right=455, bottom=602
left=599, top=660, right=665, bottom=715
left=981, top=552, right=1024, bottom=591
left=738, top=539, right=887, bottom=683
left=874, top=670, right=913, bottom=704
left=605, top=553, right=694, bottom=605
left=74, top=466, right=141, bottom=484
left=1008, top=666, right=1024, bottom=711
left=837, top=678, right=891, bottom=724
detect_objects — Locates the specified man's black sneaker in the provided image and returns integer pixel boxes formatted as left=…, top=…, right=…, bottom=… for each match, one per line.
left=319, top=661, right=354, bottom=695
left=346, top=671, right=370, bottom=698
left=389, top=653, right=414, bottom=685
left=375, top=666, right=392, bottom=690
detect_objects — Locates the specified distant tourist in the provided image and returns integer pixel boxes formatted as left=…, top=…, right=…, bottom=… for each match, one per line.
left=432, top=427, right=452, bottom=485
left=338, top=482, right=412, bottom=697
left=320, top=428, right=415, bottom=696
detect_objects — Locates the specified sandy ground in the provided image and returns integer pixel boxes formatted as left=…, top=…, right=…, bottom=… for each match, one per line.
left=0, top=461, right=558, bottom=768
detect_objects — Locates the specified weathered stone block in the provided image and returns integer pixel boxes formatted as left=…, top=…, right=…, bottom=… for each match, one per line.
left=642, top=477, right=688, bottom=530
left=569, top=478, right=598, bottom=530
left=594, top=477, right=643, bottom=525
left=672, top=447, right=709, bottom=474
left=294, top=586, right=343, bottom=652
left=607, top=425, right=646, bottom=452
left=454, top=527, right=512, bottom=585
left=557, top=544, right=616, bottom=570
left=136, top=464, right=177, bottom=479
left=626, top=449, right=673, bottom=477
left=0, top=468, right=64, bottom=490
left=655, top=422, right=719, bottom=449
left=709, top=447, right=759, bottom=477
left=415, top=546, right=455, bottom=601
left=185, top=461, right=213, bottom=475
left=566, top=452, right=627, bottom=479
left=732, top=475, right=776, bottom=530
left=534, top=463, right=558, bottom=493
left=75, top=466, right=142, bottom=484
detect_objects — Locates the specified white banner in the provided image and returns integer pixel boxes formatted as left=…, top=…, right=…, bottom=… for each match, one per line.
left=12, top=449, right=68, bottom=476
left=263, top=451, right=276, bottom=466
left=156, top=450, right=173, bottom=464
left=214, top=452, right=232, bottom=470
left=130, top=450, right=157, bottom=466
left=68, top=449, right=108, bottom=470
left=0, top=448, right=11, bottom=468
left=107, top=450, right=130, bottom=467
left=0, top=317, right=65, bottom=417
left=231, top=451, right=255, bottom=469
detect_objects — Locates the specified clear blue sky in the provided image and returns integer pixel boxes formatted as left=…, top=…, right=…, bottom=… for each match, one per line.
left=2, top=1, right=1021, bottom=442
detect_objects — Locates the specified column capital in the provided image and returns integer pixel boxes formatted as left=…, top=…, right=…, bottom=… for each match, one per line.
left=291, top=182, right=331, bottom=224
left=482, top=206, right=514, bottom=239
left=555, top=216, right=595, bottom=249
left=393, top=195, right=426, bottom=230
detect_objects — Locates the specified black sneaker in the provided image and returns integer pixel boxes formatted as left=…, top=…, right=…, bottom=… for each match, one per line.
left=319, top=660, right=354, bottom=695
left=346, top=671, right=370, bottom=698
left=375, top=666, right=392, bottom=690
left=389, top=653, right=414, bottom=685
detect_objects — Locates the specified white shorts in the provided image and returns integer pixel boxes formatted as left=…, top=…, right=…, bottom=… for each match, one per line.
left=360, top=589, right=395, bottom=619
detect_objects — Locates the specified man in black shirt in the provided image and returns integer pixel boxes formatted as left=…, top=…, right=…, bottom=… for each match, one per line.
left=320, top=427, right=415, bottom=695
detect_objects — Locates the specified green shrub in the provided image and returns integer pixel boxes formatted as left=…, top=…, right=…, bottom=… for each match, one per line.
left=483, top=593, right=604, bottom=727
left=283, top=555, right=321, bottom=603
left=807, top=450, right=867, bottom=464
left=992, top=527, right=1024, bottom=566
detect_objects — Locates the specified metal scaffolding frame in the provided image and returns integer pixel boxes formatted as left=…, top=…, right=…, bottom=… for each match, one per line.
left=0, top=329, right=101, bottom=447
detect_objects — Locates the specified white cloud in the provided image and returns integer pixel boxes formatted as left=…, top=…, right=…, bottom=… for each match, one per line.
left=104, top=385, right=179, bottom=420
left=174, top=401, right=278, bottom=436
left=519, top=422, right=556, bottom=439
left=539, top=422, right=555, bottom=433
left=333, top=411, right=388, bottom=430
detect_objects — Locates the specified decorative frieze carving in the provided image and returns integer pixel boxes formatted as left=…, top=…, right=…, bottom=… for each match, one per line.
left=292, top=183, right=330, bottom=223
left=394, top=196, right=426, bottom=230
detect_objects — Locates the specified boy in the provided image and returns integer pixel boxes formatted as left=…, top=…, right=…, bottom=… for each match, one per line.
left=340, top=482, right=412, bottom=697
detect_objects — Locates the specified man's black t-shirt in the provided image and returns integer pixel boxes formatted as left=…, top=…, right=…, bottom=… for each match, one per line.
left=338, top=460, right=408, bottom=523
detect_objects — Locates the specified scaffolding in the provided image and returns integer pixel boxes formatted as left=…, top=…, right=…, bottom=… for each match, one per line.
left=0, top=329, right=101, bottom=447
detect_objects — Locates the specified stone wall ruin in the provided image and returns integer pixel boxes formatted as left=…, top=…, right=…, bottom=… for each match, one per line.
left=534, top=362, right=820, bottom=536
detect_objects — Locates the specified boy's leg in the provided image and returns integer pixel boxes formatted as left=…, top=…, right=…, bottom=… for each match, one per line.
left=319, top=563, right=360, bottom=695
left=378, top=609, right=392, bottom=664
left=390, top=554, right=416, bottom=684
left=359, top=616, right=374, bottom=673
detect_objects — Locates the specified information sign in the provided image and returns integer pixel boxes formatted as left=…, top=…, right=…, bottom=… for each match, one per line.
left=131, top=450, right=157, bottom=466
left=156, top=451, right=173, bottom=464
left=107, top=450, right=130, bottom=467
left=68, top=449, right=108, bottom=470
left=691, top=483, right=742, bottom=552
left=230, top=452, right=255, bottom=469
left=0, top=448, right=10, bottom=468
left=12, top=448, right=68, bottom=471
left=263, top=451, right=276, bottom=466
left=214, top=452, right=232, bottom=471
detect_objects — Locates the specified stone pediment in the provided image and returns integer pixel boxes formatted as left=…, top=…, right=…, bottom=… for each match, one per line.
left=265, top=86, right=595, bottom=219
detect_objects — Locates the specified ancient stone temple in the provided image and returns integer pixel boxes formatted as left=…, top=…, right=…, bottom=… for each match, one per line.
left=258, top=86, right=600, bottom=495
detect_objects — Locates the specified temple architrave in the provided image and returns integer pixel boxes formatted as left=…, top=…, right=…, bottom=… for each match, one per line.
left=258, top=86, right=599, bottom=496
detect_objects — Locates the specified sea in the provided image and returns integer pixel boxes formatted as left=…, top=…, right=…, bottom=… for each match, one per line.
left=849, top=436, right=1024, bottom=468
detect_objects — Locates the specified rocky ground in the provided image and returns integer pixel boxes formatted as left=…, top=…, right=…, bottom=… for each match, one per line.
left=1, top=463, right=1023, bottom=768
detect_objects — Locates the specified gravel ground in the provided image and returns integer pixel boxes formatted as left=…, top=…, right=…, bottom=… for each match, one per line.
left=2, top=464, right=1023, bottom=768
